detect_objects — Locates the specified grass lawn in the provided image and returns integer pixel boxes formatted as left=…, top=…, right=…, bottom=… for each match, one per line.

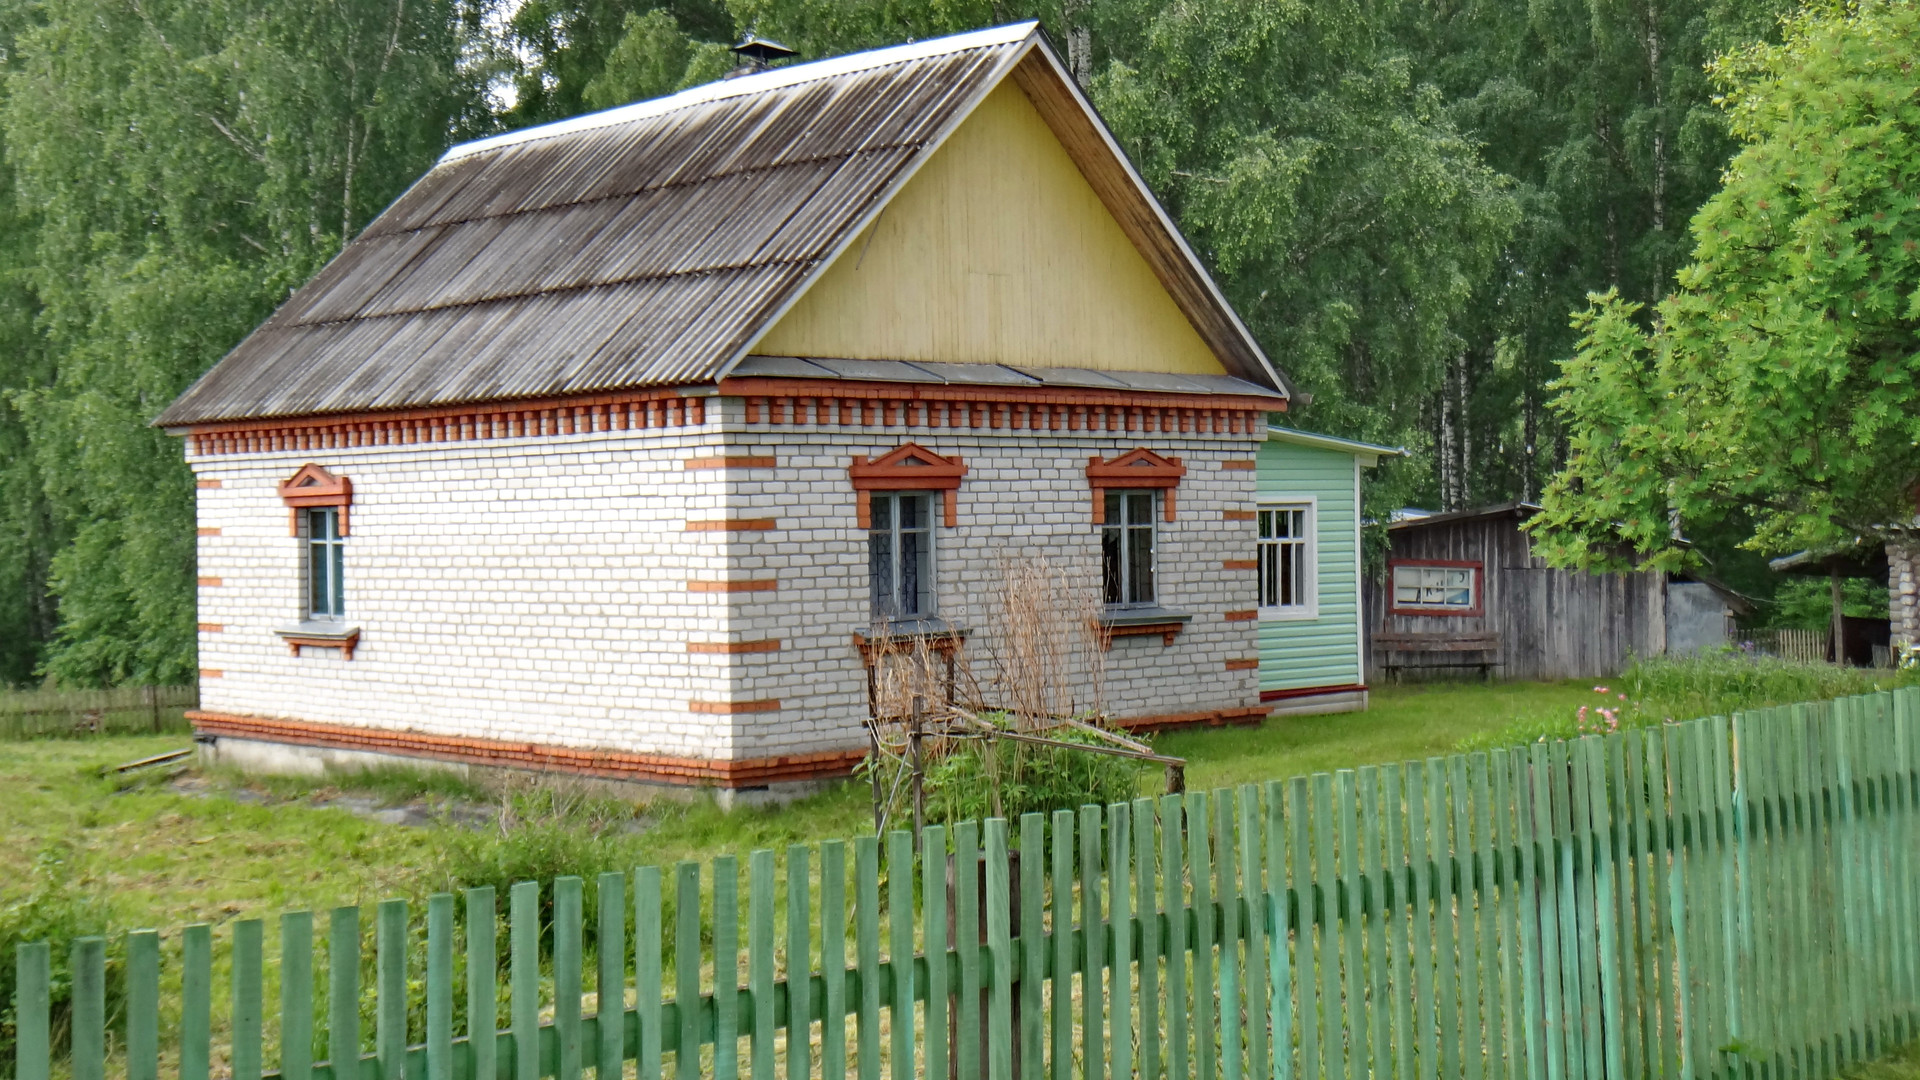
left=0, top=678, right=1601, bottom=937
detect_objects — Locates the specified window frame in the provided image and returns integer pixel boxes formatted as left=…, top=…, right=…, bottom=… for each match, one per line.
left=1387, top=558, right=1484, bottom=617
left=1101, top=489, right=1160, bottom=609
left=306, top=506, right=347, bottom=620
left=867, top=490, right=937, bottom=621
left=1257, top=498, right=1318, bottom=621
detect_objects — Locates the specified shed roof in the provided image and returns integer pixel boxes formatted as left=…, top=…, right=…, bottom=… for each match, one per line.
left=1385, top=501, right=1543, bottom=532
left=159, top=23, right=1284, bottom=428
left=1263, top=425, right=1404, bottom=465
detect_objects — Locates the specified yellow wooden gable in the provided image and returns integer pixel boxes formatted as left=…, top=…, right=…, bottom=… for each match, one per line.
left=750, top=82, right=1228, bottom=376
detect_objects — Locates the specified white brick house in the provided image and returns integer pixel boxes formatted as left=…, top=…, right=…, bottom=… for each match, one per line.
left=159, top=24, right=1298, bottom=795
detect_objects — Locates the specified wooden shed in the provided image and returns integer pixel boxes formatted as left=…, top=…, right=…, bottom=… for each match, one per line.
left=1364, top=503, right=1668, bottom=682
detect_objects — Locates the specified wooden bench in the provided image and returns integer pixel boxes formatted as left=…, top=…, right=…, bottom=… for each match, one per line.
left=1373, top=632, right=1502, bottom=682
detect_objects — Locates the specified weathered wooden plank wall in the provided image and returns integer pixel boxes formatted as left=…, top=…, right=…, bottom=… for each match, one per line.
left=1365, top=512, right=1666, bottom=682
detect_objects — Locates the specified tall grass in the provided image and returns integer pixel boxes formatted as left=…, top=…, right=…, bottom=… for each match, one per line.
left=1458, top=651, right=1920, bottom=751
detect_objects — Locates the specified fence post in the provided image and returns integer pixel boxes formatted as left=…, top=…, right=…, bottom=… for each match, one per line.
left=128, top=929, right=161, bottom=1080
left=71, top=937, right=106, bottom=1080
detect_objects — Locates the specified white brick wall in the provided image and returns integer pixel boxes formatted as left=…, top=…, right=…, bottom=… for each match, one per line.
left=189, top=403, right=1263, bottom=768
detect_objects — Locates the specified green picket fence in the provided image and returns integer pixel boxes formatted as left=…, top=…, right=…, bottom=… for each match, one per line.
left=14, top=688, right=1920, bottom=1080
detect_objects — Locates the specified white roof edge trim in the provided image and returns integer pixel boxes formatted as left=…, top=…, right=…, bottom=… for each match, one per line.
left=1264, top=425, right=1406, bottom=460
left=1015, top=42, right=1291, bottom=398
left=715, top=34, right=1042, bottom=381
left=440, top=22, right=1041, bottom=163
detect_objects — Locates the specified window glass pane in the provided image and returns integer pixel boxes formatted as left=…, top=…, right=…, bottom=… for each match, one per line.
left=331, top=542, right=346, bottom=617
left=309, top=541, right=328, bottom=616
left=1126, top=523, right=1154, bottom=604
left=1102, top=525, right=1123, bottom=605
left=1104, top=490, right=1122, bottom=526
left=900, top=526, right=929, bottom=616
left=871, top=493, right=893, bottom=532
left=869, top=523, right=894, bottom=618
left=1127, top=492, right=1154, bottom=526
left=899, top=493, right=925, bottom=530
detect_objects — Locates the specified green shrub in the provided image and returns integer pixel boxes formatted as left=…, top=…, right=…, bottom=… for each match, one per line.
left=0, top=845, right=119, bottom=1074
left=923, top=727, right=1145, bottom=824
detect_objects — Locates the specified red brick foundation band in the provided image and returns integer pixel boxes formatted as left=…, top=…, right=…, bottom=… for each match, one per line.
left=187, top=711, right=864, bottom=788
left=1259, top=683, right=1367, bottom=703
left=1113, top=703, right=1271, bottom=734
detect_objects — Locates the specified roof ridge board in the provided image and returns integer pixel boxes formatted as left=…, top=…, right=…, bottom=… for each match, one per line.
left=438, top=23, right=1038, bottom=163
left=713, top=35, right=1041, bottom=382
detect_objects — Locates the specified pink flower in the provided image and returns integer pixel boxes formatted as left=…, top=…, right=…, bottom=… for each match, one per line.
left=1618, top=693, right=1628, bottom=701
left=1594, top=686, right=1610, bottom=694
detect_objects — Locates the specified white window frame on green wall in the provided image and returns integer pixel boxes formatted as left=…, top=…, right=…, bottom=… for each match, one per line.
left=1257, top=497, right=1317, bottom=620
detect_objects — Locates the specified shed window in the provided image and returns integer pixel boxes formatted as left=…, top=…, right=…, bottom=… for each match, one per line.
left=869, top=492, right=934, bottom=619
left=1390, top=561, right=1481, bottom=614
left=307, top=507, right=346, bottom=619
left=1258, top=503, right=1315, bottom=617
left=1102, top=490, right=1158, bottom=607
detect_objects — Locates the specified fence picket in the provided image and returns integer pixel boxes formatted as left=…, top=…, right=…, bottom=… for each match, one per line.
left=1110, top=804, right=1134, bottom=1080
left=1308, top=776, right=1336, bottom=1080
left=284, top=912, right=316, bottom=1080
left=986, top=819, right=1013, bottom=1080
left=427, top=896, right=453, bottom=1080
left=855, top=836, right=882, bottom=1080
left=923, top=827, right=950, bottom=1080
left=821, top=839, right=849, bottom=1080
left=509, top=885, right=537, bottom=1080
left=72, top=937, right=105, bottom=1080
left=597, top=874, right=627, bottom=1080
left=1053, top=809, right=1076, bottom=1080
left=1023, top=813, right=1048, bottom=1080
left=8, top=943, right=45, bottom=1080
left=1382, top=764, right=1414, bottom=1080
left=673, top=866, right=699, bottom=1080
left=1333, top=772, right=1362, bottom=1080
left=636, top=867, right=663, bottom=1080
left=185, top=923, right=213, bottom=1080
left=1240, top=784, right=1271, bottom=1080
left=1083, top=802, right=1110, bottom=1080
left=1468, top=756, right=1501, bottom=1080
left=955, top=822, right=980, bottom=1080
left=784, top=845, right=810, bottom=1080
left=1450, top=756, right=1480, bottom=1080
left=715, top=856, right=739, bottom=1080
left=1132, top=800, right=1161, bottom=1080
left=235, top=918, right=264, bottom=1080
left=379, top=900, right=410, bottom=1080
left=1189, top=792, right=1217, bottom=1080
left=743, top=854, right=771, bottom=1080
left=887, top=831, right=915, bottom=1080
left=1358, top=768, right=1389, bottom=1080
left=128, top=928, right=160, bottom=1080
left=1408, top=762, right=1437, bottom=1080
left=1216, top=789, right=1241, bottom=1080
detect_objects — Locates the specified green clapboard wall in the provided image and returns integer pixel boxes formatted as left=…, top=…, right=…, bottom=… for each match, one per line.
left=1255, top=435, right=1364, bottom=696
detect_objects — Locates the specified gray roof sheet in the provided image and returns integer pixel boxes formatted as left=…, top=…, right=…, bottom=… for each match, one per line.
left=159, top=23, right=1285, bottom=428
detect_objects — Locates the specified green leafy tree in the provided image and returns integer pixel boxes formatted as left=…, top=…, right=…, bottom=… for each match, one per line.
left=2, top=0, right=489, bottom=685
left=502, top=0, right=733, bottom=124
left=584, top=8, right=736, bottom=108
left=1531, top=0, right=1920, bottom=570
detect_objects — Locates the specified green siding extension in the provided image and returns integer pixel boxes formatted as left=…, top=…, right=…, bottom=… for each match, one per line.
left=1255, top=437, right=1364, bottom=694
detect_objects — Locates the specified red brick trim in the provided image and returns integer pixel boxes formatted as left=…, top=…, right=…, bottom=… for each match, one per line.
left=197, top=527, right=222, bottom=537
left=689, top=699, right=781, bottom=714
left=686, top=518, right=777, bottom=532
left=688, top=579, right=777, bottom=593
left=1113, top=703, right=1269, bottom=734
left=186, top=711, right=862, bottom=788
left=1224, top=659, right=1260, bottom=671
left=1261, top=683, right=1367, bottom=703
left=1223, top=609, right=1257, bottom=622
left=1221, top=460, right=1257, bottom=470
left=1222, top=559, right=1257, bottom=570
left=721, top=377, right=1278, bottom=435
left=849, top=444, right=967, bottom=528
left=198, top=576, right=223, bottom=587
left=1087, top=448, right=1186, bottom=524
left=198, top=623, right=223, bottom=633
left=1222, top=510, right=1256, bottom=522
left=279, top=463, right=353, bottom=536
left=184, top=389, right=708, bottom=456
left=684, top=456, right=776, bottom=470
left=688, top=640, right=781, bottom=654
left=200, top=669, right=223, bottom=679
left=196, top=478, right=223, bottom=489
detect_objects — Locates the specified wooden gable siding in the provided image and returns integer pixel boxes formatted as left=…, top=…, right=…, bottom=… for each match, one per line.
left=751, top=83, right=1227, bottom=375
left=1365, top=513, right=1666, bottom=682
left=1256, top=440, right=1362, bottom=692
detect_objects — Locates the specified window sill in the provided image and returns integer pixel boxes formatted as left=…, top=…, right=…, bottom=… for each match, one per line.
left=851, top=618, right=967, bottom=660
left=276, top=622, right=361, bottom=660
left=1097, top=607, right=1191, bottom=648
left=1259, top=607, right=1320, bottom=622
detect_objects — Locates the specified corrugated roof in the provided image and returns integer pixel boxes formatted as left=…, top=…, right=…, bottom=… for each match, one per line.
left=159, top=23, right=1284, bottom=428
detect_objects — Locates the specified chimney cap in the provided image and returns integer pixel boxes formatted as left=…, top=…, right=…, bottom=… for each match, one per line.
left=730, top=34, right=796, bottom=63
